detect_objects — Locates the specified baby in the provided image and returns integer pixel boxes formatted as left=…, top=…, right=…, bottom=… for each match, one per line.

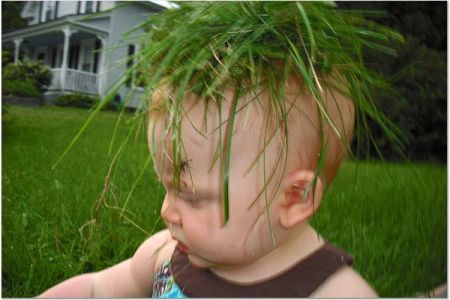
left=39, top=2, right=397, bottom=297
left=39, top=75, right=376, bottom=297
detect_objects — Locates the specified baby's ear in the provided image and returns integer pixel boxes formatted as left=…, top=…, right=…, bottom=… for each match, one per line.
left=279, top=170, right=323, bottom=229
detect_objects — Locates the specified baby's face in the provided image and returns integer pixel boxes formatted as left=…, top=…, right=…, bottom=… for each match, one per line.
left=148, top=91, right=288, bottom=270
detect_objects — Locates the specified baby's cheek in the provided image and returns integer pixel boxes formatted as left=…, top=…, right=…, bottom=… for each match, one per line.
left=186, top=204, right=221, bottom=234
left=241, top=210, right=279, bottom=258
left=202, top=203, right=223, bottom=229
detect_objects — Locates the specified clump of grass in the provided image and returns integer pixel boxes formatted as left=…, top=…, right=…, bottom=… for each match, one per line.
left=122, top=2, right=405, bottom=223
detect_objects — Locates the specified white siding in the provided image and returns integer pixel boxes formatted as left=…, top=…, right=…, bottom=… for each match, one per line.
left=106, top=3, right=158, bottom=107
left=57, top=1, right=78, bottom=17
left=79, top=17, right=111, bottom=32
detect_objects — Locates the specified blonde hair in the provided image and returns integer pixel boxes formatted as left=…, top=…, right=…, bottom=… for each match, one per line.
left=148, top=74, right=354, bottom=188
left=283, top=75, right=354, bottom=186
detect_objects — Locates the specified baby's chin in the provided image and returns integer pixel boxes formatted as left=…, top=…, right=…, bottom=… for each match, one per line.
left=186, top=253, right=216, bottom=269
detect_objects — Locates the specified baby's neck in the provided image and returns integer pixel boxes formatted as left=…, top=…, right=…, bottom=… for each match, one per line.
left=210, top=223, right=324, bottom=283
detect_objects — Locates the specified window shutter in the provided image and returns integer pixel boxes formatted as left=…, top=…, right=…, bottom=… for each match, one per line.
left=125, top=44, right=136, bottom=87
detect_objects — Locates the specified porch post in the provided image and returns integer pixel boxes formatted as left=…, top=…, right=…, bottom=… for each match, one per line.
left=13, top=38, right=23, bottom=62
left=61, top=27, right=77, bottom=92
left=97, top=36, right=108, bottom=97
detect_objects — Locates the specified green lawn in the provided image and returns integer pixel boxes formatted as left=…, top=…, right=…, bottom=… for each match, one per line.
left=2, top=105, right=447, bottom=297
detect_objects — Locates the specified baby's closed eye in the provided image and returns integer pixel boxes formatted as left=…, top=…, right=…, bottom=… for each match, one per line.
left=179, top=192, right=208, bottom=208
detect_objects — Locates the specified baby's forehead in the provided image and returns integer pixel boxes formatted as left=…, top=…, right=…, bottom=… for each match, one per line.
left=188, top=100, right=262, bottom=138
left=148, top=87, right=306, bottom=168
left=149, top=98, right=270, bottom=167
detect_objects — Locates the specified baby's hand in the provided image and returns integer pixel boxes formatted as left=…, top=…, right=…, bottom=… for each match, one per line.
left=38, top=229, right=173, bottom=298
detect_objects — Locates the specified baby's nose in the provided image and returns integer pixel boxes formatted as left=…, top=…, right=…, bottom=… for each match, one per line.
left=161, top=195, right=182, bottom=226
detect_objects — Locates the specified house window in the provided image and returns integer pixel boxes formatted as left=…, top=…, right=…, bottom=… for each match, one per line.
left=80, top=0, right=97, bottom=14
left=125, top=44, right=145, bottom=88
left=125, top=44, right=135, bottom=87
left=37, top=53, right=46, bottom=62
left=68, top=45, right=80, bottom=69
left=35, top=46, right=48, bottom=64
left=82, top=45, right=94, bottom=72
left=50, top=45, right=63, bottom=68
left=43, top=1, right=57, bottom=22
left=85, top=1, right=94, bottom=13
left=51, top=48, right=57, bottom=68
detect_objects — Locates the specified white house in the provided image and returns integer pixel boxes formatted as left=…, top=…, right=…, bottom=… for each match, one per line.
left=2, top=1, right=171, bottom=107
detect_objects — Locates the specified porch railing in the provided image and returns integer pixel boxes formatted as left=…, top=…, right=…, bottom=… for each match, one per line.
left=49, top=68, right=98, bottom=95
left=50, top=69, right=62, bottom=90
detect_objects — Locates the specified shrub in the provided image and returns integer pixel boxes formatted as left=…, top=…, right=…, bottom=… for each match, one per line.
left=54, top=93, right=99, bottom=108
left=101, top=93, right=123, bottom=112
left=2, top=50, right=12, bottom=69
left=53, top=93, right=122, bottom=111
left=2, top=80, right=42, bottom=98
left=3, top=60, right=52, bottom=92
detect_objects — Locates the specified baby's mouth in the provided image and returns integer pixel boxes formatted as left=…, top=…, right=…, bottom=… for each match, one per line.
left=177, top=241, right=189, bottom=254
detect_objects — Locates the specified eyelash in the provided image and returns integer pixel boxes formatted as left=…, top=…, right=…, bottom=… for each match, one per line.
left=164, top=188, right=206, bottom=208
left=180, top=193, right=199, bottom=206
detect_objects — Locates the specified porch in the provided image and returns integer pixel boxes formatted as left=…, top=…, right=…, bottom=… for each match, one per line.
left=3, top=21, right=108, bottom=97
left=49, top=68, right=98, bottom=95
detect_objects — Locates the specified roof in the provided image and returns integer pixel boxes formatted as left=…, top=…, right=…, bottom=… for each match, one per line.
left=3, top=1, right=177, bottom=40
left=2, top=15, right=109, bottom=42
left=148, top=1, right=178, bottom=9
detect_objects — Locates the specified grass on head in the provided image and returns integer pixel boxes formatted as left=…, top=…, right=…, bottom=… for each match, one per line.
left=122, top=1, right=406, bottom=224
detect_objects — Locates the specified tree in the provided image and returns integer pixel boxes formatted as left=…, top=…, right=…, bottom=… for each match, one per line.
left=2, top=1, right=27, bottom=32
left=342, top=2, right=447, bottom=162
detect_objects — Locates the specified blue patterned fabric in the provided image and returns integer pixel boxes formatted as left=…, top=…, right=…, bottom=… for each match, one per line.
left=152, top=260, right=187, bottom=298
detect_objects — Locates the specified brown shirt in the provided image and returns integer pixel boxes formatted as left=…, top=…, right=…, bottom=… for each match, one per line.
left=171, top=242, right=353, bottom=297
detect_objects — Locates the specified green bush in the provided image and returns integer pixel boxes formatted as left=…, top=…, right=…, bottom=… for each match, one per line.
left=54, top=93, right=99, bottom=108
left=3, top=60, right=52, bottom=92
left=53, top=93, right=123, bottom=111
left=2, top=80, right=42, bottom=98
left=341, top=2, right=447, bottom=163
left=101, top=94, right=123, bottom=112
left=2, top=50, right=12, bottom=69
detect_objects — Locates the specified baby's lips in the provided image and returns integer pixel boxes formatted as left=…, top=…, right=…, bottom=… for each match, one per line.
left=176, top=241, right=189, bottom=254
